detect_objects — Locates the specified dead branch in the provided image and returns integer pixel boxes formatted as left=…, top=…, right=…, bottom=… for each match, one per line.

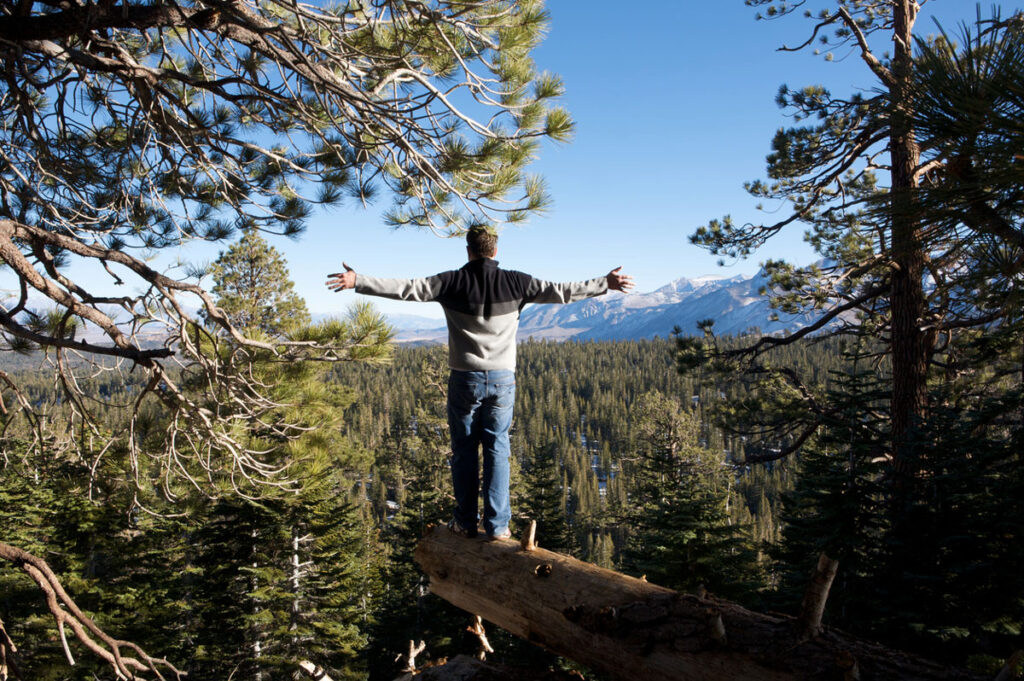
left=0, top=541, right=185, bottom=680
left=398, top=640, right=427, bottom=673
left=520, top=519, right=537, bottom=552
left=298, top=660, right=335, bottom=681
left=467, top=615, right=494, bottom=661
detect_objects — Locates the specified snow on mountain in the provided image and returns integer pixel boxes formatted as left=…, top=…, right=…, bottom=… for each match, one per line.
left=388, top=272, right=824, bottom=343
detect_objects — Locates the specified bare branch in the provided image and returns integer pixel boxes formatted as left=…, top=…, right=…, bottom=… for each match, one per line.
left=778, top=10, right=840, bottom=53
left=837, top=7, right=896, bottom=87
left=0, top=615, right=24, bottom=681
left=0, top=541, right=185, bottom=680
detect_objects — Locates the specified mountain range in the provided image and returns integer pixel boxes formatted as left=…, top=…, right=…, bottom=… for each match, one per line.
left=27, top=271, right=821, bottom=352
left=390, top=271, right=823, bottom=343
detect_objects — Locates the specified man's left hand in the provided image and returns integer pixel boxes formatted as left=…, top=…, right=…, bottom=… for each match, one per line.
left=606, top=266, right=634, bottom=293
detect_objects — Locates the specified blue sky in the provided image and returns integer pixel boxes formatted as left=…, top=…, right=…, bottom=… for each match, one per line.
left=280, top=0, right=976, bottom=319
left=302, top=1, right=837, bottom=318
left=34, top=1, right=982, bottom=321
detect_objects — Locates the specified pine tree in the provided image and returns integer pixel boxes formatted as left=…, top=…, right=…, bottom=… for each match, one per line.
left=620, top=391, right=762, bottom=602
left=681, top=4, right=1024, bottom=664
left=686, top=2, right=1022, bottom=513
left=0, top=454, right=195, bottom=680
left=175, top=231, right=388, bottom=679
left=772, top=339, right=1024, bottom=666
left=771, top=354, right=890, bottom=631
left=207, top=230, right=310, bottom=337
left=515, top=441, right=574, bottom=554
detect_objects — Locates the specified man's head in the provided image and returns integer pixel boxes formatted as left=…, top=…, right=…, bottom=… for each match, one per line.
left=466, top=225, right=498, bottom=260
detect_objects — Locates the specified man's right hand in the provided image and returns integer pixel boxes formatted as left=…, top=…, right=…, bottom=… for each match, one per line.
left=326, top=262, right=357, bottom=292
left=606, top=266, right=634, bottom=293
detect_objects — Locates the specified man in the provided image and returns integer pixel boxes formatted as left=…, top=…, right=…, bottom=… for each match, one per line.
left=326, top=226, right=633, bottom=540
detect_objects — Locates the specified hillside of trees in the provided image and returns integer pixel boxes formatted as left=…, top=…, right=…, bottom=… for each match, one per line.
left=2, top=329, right=1020, bottom=679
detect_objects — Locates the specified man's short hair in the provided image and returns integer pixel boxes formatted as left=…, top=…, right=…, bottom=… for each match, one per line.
left=466, top=225, right=498, bottom=258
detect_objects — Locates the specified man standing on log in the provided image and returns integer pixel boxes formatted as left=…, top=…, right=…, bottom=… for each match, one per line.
left=326, top=226, right=633, bottom=540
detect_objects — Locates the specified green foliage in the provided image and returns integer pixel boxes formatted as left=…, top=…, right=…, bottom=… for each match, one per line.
left=770, top=357, right=891, bottom=629
left=207, top=230, right=311, bottom=337
left=0, top=457, right=195, bottom=679
left=771, top=341, right=1024, bottom=666
left=6, top=325, right=1016, bottom=676
left=620, top=391, right=763, bottom=601
left=188, top=477, right=377, bottom=680
left=338, top=339, right=781, bottom=589
left=186, top=228, right=383, bottom=677
left=515, top=441, right=575, bottom=555
left=1, top=1, right=573, bottom=245
left=0, top=0, right=575, bottom=516
left=362, top=347, right=472, bottom=678
left=340, top=340, right=776, bottom=677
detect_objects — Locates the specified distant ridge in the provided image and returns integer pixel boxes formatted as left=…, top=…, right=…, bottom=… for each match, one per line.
left=388, top=272, right=824, bottom=343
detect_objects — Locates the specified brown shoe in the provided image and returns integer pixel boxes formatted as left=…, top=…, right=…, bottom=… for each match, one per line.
left=447, top=518, right=478, bottom=538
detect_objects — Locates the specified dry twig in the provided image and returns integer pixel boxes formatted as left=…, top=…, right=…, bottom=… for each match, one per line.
left=0, top=541, right=184, bottom=680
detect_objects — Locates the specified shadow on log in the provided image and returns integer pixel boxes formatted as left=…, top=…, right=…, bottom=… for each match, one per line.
left=414, top=525, right=982, bottom=681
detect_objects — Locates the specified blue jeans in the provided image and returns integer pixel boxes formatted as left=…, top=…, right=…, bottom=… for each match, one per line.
left=447, top=369, right=515, bottom=537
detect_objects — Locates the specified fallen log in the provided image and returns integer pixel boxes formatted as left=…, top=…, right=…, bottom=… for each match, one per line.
left=414, top=525, right=982, bottom=681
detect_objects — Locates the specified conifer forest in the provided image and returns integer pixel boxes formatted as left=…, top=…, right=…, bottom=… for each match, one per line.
left=0, top=0, right=1023, bottom=679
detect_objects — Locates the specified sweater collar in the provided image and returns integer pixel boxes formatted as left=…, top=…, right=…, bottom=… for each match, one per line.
left=464, top=258, right=499, bottom=270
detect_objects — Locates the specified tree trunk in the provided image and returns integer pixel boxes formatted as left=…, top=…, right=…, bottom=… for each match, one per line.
left=414, top=526, right=981, bottom=681
left=888, top=0, right=929, bottom=478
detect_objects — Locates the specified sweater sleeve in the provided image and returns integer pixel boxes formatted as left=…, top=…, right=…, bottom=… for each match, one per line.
left=523, top=276, right=609, bottom=304
left=354, top=273, right=444, bottom=302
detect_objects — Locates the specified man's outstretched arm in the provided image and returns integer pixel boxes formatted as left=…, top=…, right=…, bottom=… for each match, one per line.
left=525, top=266, right=635, bottom=305
left=326, top=262, right=444, bottom=302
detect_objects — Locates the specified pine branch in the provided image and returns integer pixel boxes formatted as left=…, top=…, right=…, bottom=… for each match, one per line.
left=777, top=10, right=840, bottom=52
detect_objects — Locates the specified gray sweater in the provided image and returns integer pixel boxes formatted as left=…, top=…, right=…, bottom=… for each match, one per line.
left=356, top=258, right=608, bottom=371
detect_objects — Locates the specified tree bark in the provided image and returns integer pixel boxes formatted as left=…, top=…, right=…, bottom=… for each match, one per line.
left=414, top=526, right=981, bottom=681
left=888, top=0, right=929, bottom=479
